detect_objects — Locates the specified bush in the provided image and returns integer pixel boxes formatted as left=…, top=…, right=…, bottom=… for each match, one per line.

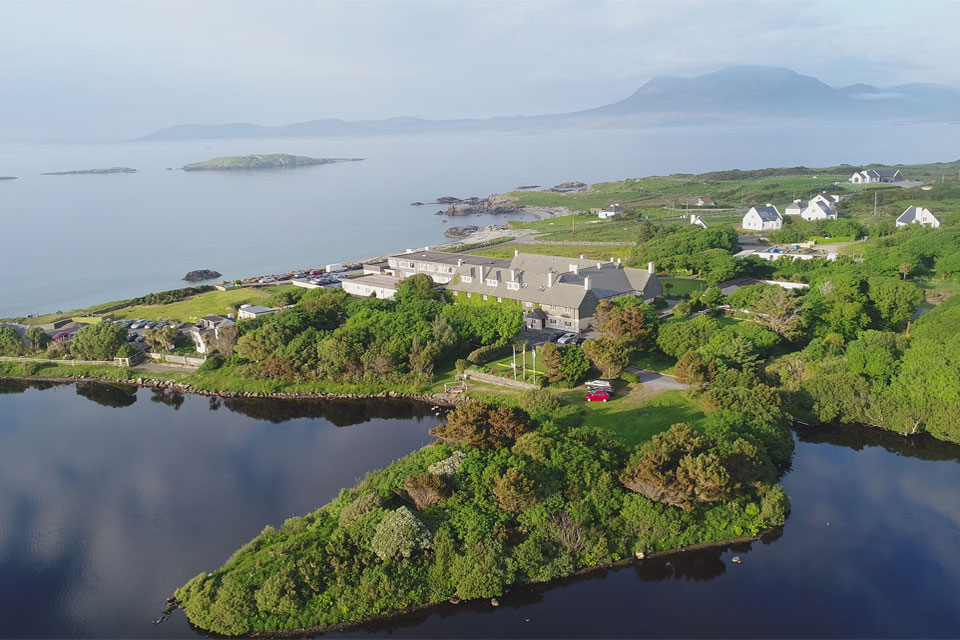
left=197, top=355, right=225, bottom=372
left=428, top=450, right=467, bottom=475
left=404, top=473, right=453, bottom=509
left=492, top=467, right=537, bottom=513
left=467, top=343, right=512, bottom=366
left=0, top=326, right=24, bottom=356
left=430, top=402, right=533, bottom=449
left=370, top=507, right=432, bottom=561
left=621, top=370, right=640, bottom=384
left=454, top=358, right=470, bottom=374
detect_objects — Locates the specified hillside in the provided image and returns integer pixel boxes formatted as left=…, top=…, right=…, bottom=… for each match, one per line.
left=141, top=66, right=960, bottom=140
left=181, top=154, right=362, bottom=171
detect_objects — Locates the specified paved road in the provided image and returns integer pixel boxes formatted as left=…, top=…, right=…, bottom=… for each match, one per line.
left=624, top=366, right=686, bottom=392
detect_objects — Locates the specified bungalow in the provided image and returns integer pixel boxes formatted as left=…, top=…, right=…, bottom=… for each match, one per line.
left=896, top=206, right=941, bottom=228
left=810, top=193, right=841, bottom=209
left=447, top=253, right=661, bottom=332
left=850, top=169, right=903, bottom=184
left=741, top=204, right=783, bottom=231
left=237, top=304, right=277, bottom=320
left=340, top=274, right=405, bottom=300
left=801, top=200, right=838, bottom=221
left=689, top=214, right=708, bottom=229
left=593, top=203, right=623, bottom=220
left=784, top=200, right=804, bottom=216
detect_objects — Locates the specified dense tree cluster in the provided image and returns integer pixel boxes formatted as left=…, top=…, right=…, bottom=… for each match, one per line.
left=176, top=401, right=789, bottom=635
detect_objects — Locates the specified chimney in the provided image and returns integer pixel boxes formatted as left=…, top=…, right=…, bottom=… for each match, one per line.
left=597, top=262, right=603, bottom=270
left=480, top=266, right=488, bottom=280
left=457, top=258, right=463, bottom=267
left=510, top=269, right=516, bottom=281
left=580, top=254, right=587, bottom=259
left=609, top=257, right=615, bottom=263
left=514, top=249, right=519, bottom=257
left=766, top=203, right=773, bottom=207
left=648, top=261, right=655, bottom=274
left=617, top=258, right=622, bottom=268
left=547, top=272, right=554, bottom=287
left=570, top=264, right=579, bottom=275
left=584, top=276, right=592, bottom=291
left=405, top=248, right=412, bottom=254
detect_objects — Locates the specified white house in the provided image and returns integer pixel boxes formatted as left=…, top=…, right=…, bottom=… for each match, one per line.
left=682, top=196, right=716, bottom=207
left=741, top=204, right=783, bottom=231
left=784, top=199, right=804, bottom=216
left=595, top=203, right=623, bottom=220
left=810, top=193, right=841, bottom=209
left=896, top=206, right=941, bottom=228
left=237, top=304, right=277, bottom=320
left=340, top=274, right=404, bottom=299
left=850, top=169, right=903, bottom=184
left=689, top=214, right=708, bottom=228
left=801, top=200, right=838, bottom=221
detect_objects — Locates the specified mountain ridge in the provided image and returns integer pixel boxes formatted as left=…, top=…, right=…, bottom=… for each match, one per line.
left=140, top=66, right=960, bottom=141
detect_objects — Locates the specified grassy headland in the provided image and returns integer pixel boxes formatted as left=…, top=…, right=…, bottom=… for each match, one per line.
left=182, top=154, right=362, bottom=171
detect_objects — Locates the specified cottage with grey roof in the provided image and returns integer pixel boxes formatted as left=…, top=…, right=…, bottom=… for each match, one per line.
left=896, top=206, right=940, bottom=228
left=741, top=204, right=782, bottom=231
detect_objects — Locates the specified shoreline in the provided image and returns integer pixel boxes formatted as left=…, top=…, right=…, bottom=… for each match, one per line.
left=0, top=374, right=462, bottom=405
left=176, top=527, right=780, bottom=638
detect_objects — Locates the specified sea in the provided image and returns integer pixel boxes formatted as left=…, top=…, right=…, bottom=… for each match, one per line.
left=2, top=122, right=960, bottom=318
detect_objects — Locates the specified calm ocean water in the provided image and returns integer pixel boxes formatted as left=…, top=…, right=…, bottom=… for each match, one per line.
left=2, top=123, right=959, bottom=317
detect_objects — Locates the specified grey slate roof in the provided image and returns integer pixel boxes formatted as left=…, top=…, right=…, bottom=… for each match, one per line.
left=389, top=250, right=510, bottom=269
left=750, top=205, right=782, bottom=222
left=897, top=206, right=928, bottom=224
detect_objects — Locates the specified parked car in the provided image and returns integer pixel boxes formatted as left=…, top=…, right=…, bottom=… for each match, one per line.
left=571, top=336, right=587, bottom=346
left=349, top=264, right=362, bottom=271
left=293, top=273, right=307, bottom=279
left=135, top=335, right=146, bottom=343
left=309, top=270, right=323, bottom=276
left=145, top=321, right=157, bottom=329
left=52, top=332, right=70, bottom=341
left=259, top=277, right=276, bottom=284
left=557, top=333, right=579, bottom=344
left=547, top=331, right=565, bottom=343
left=127, top=332, right=138, bottom=341
left=585, top=390, right=612, bottom=402
left=277, top=275, right=292, bottom=281
left=585, top=379, right=613, bottom=390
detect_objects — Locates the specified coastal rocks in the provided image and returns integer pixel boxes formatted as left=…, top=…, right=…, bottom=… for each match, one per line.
left=183, top=269, right=222, bottom=282
left=436, top=196, right=463, bottom=204
left=516, top=185, right=540, bottom=190
left=731, top=556, right=743, bottom=564
left=41, top=167, right=137, bottom=175
left=550, top=181, right=587, bottom=192
left=409, top=201, right=425, bottom=206
left=435, top=195, right=520, bottom=217
left=444, top=225, right=479, bottom=238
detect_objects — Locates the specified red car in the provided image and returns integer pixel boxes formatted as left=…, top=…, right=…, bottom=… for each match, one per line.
left=585, top=390, right=611, bottom=402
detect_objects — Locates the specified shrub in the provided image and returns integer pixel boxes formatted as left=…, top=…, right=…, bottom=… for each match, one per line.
left=430, top=402, right=533, bottom=449
left=370, top=507, right=432, bottom=561
left=0, top=326, right=24, bottom=356
left=511, top=432, right=554, bottom=463
left=621, top=370, right=640, bottom=384
left=338, top=492, right=383, bottom=528
left=404, top=473, right=453, bottom=509
left=428, top=450, right=467, bottom=475
left=454, top=358, right=470, bottom=374
left=197, top=355, right=225, bottom=372
left=467, top=343, right=512, bottom=366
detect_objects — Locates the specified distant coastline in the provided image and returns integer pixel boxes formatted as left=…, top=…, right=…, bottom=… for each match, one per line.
left=41, top=167, right=137, bottom=175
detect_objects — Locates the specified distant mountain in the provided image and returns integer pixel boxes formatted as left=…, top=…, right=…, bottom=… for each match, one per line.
left=140, top=66, right=960, bottom=141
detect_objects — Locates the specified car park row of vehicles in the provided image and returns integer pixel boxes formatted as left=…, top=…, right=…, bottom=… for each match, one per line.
left=547, top=331, right=586, bottom=346
left=258, top=264, right=361, bottom=285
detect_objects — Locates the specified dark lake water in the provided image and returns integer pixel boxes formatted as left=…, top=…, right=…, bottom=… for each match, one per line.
left=3, top=123, right=960, bottom=317
left=1, top=382, right=959, bottom=638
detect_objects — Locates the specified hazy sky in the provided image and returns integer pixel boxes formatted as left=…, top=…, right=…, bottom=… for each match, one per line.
left=3, top=0, right=959, bottom=141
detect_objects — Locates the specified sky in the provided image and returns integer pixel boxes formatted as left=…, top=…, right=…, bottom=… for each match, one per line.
left=2, top=0, right=959, bottom=141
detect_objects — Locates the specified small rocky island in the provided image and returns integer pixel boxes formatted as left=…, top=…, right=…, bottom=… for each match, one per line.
left=41, top=167, right=137, bottom=175
left=434, top=195, right=520, bottom=216
left=0, top=176, right=16, bottom=180
left=182, top=154, right=363, bottom=171
left=183, top=269, right=222, bottom=282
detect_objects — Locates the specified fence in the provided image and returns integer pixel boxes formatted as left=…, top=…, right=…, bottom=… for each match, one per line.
left=146, top=353, right=205, bottom=367
left=462, top=369, right=540, bottom=390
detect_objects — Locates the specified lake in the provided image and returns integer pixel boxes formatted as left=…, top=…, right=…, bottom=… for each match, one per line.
left=3, top=123, right=960, bottom=318
left=1, top=382, right=959, bottom=638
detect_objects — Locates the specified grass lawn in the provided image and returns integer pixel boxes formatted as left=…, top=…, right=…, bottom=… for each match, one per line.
left=630, top=351, right=677, bottom=374
left=485, top=350, right=548, bottom=384
left=809, top=235, right=855, bottom=244
left=471, top=243, right=633, bottom=261
left=584, top=388, right=706, bottom=449
left=6, top=299, right=135, bottom=326
left=660, top=277, right=708, bottom=298
left=109, top=286, right=296, bottom=323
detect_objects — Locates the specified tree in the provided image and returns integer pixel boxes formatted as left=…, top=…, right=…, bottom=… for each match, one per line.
left=539, top=342, right=589, bottom=386
left=404, top=473, right=452, bottom=509
left=370, top=507, right=432, bottom=561
left=867, top=277, right=923, bottom=330
left=656, top=315, right=721, bottom=358
left=0, top=326, right=24, bottom=356
left=581, top=337, right=629, bottom=378
left=674, top=350, right=716, bottom=391
left=395, top=273, right=440, bottom=304
left=592, top=298, right=657, bottom=349
left=492, top=467, right=537, bottom=513
left=430, top=402, right=532, bottom=449
left=752, top=287, right=807, bottom=339
left=70, top=322, right=127, bottom=360
left=144, top=324, right=178, bottom=350
left=24, top=327, right=50, bottom=351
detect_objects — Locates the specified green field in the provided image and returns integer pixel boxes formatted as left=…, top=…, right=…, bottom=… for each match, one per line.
left=582, top=388, right=705, bottom=448
left=660, top=277, right=708, bottom=297
left=109, top=286, right=296, bottom=322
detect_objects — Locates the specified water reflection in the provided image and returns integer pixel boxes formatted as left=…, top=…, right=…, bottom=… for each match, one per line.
left=75, top=382, right=138, bottom=408
left=794, top=421, right=960, bottom=463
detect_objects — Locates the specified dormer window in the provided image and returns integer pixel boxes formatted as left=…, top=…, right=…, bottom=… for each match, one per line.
left=486, top=278, right=498, bottom=286
left=507, top=282, right=520, bottom=291
left=461, top=275, right=472, bottom=283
